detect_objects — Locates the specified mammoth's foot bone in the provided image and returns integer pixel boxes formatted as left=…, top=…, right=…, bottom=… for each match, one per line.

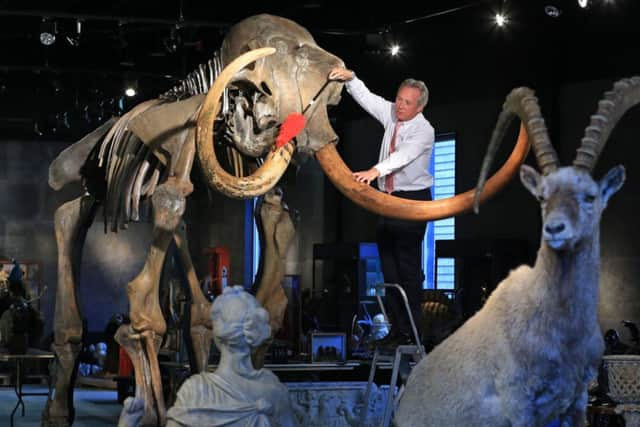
left=115, top=325, right=166, bottom=427
left=190, top=325, right=214, bottom=373
left=42, top=342, right=82, bottom=427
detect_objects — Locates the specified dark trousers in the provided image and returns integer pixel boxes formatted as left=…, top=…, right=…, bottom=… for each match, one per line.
left=376, top=188, right=431, bottom=337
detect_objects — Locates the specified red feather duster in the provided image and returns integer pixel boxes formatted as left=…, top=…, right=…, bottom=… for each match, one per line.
left=275, top=113, right=306, bottom=148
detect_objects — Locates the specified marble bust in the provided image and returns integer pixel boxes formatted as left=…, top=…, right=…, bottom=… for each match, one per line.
left=119, top=286, right=298, bottom=427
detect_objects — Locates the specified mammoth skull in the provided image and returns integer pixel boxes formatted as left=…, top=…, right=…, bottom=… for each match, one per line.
left=220, top=14, right=344, bottom=156
left=197, top=14, right=531, bottom=221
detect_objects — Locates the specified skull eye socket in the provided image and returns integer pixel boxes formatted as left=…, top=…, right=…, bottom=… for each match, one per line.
left=260, top=82, right=272, bottom=96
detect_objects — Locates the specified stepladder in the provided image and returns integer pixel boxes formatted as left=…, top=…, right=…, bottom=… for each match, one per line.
left=361, top=283, right=425, bottom=427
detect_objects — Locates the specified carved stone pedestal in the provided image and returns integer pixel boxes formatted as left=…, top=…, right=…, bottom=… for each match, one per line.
left=287, top=381, right=390, bottom=427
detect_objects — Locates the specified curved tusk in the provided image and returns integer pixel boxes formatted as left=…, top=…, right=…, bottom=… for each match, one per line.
left=196, top=47, right=296, bottom=199
left=316, top=124, right=530, bottom=221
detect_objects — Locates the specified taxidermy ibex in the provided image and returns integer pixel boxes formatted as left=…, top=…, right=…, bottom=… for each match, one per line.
left=395, top=77, right=639, bottom=426
left=43, top=14, right=531, bottom=427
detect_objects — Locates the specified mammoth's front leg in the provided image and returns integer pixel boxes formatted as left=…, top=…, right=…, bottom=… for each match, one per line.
left=174, top=221, right=212, bottom=373
left=116, top=179, right=190, bottom=427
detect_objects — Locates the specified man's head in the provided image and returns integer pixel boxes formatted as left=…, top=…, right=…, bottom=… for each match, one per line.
left=395, top=78, right=429, bottom=122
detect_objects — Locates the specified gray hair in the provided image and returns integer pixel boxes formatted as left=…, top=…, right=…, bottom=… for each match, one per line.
left=211, top=286, right=271, bottom=349
left=400, top=78, right=429, bottom=108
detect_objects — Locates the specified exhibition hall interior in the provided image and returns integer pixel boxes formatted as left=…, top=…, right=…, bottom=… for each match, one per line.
left=1, top=0, right=640, bottom=426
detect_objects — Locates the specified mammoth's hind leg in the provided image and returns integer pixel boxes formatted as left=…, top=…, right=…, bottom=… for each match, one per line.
left=116, top=178, right=192, bottom=427
left=252, top=189, right=296, bottom=368
left=173, top=221, right=213, bottom=373
left=116, top=127, right=196, bottom=426
left=42, top=195, right=97, bottom=427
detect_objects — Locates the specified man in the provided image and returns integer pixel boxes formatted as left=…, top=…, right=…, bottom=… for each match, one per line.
left=329, top=66, right=434, bottom=347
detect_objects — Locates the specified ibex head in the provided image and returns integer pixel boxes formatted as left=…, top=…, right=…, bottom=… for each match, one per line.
left=475, top=78, right=640, bottom=251
left=519, top=165, right=623, bottom=251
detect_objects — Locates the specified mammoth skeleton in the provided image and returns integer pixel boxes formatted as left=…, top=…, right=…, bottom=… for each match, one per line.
left=43, top=14, right=530, bottom=427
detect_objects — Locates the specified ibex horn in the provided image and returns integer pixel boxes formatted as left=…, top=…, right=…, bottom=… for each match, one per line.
left=574, top=76, right=640, bottom=172
left=474, top=87, right=557, bottom=213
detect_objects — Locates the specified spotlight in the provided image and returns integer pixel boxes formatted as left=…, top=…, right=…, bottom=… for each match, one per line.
left=34, top=121, right=43, bottom=136
left=52, top=78, right=63, bottom=94
left=364, top=32, right=385, bottom=55
left=40, top=19, right=57, bottom=46
left=54, top=112, right=71, bottom=130
left=495, top=13, right=508, bottom=27
left=163, top=26, right=180, bottom=53
left=389, top=44, right=401, bottom=56
left=544, top=5, right=562, bottom=18
left=63, top=112, right=71, bottom=129
left=578, top=0, right=589, bottom=7
left=124, top=79, right=138, bottom=97
left=66, top=19, right=82, bottom=47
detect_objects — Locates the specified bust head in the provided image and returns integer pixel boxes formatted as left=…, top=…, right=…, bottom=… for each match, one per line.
left=211, top=286, right=271, bottom=350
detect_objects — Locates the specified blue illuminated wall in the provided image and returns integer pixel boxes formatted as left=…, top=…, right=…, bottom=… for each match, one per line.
left=423, top=135, right=456, bottom=290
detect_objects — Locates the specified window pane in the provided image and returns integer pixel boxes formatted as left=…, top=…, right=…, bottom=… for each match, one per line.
left=434, top=154, right=456, bottom=164
left=424, top=135, right=456, bottom=290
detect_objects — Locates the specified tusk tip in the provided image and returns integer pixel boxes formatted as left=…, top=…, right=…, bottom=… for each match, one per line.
left=473, top=193, right=481, bottom=214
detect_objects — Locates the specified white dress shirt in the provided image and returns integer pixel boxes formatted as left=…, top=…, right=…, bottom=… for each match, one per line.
left=346, top=75, right=435, bottom=192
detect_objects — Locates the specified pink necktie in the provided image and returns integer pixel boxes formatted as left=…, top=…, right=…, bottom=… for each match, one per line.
left=385, top=121, right=400, bottom=193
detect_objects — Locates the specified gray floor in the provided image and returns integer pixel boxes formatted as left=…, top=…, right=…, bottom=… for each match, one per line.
left=0, top=385, right=121, bottom=427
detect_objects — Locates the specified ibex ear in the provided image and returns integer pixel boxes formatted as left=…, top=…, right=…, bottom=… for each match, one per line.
left=520, top=165, right=542, bottom=198
left=599, top=165, right=625, bottom=206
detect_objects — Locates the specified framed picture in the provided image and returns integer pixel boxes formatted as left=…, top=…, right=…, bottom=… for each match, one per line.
left=0, top=259, right=43, bottom=310
left=311, top=332, right=346, bottom=363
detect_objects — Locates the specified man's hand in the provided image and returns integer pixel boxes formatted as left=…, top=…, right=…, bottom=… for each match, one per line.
left=328, top=67, right=354, bottom=82
left=352, top=168, right=380, bottom=185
